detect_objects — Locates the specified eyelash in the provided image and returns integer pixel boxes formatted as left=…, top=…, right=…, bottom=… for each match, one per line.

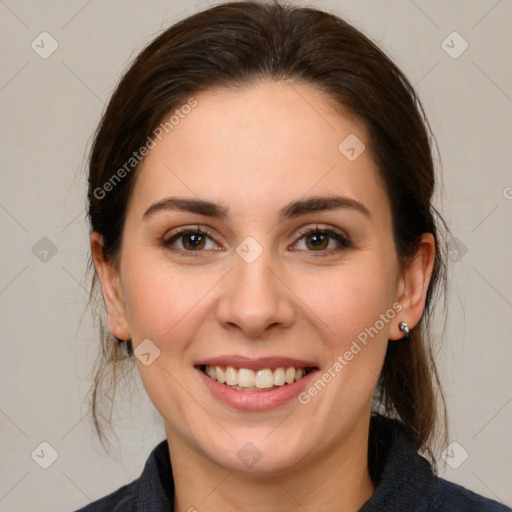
left=162, top=225, right=353, bottom=258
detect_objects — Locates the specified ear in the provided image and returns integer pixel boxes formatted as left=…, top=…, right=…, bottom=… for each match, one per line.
left=389, top=233, right=436, bottom=340
left=90, top=231, right=130, bottom=340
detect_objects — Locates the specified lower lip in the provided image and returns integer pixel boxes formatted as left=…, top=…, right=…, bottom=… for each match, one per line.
left=196, top=367, right=318, bottom=411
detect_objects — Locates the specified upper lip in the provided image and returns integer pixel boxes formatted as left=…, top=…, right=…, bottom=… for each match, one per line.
left=194, top=355, right=319, bottom=370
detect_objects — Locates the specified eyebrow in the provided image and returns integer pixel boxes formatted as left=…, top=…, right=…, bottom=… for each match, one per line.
left=142, top=195, right=371, bottom=221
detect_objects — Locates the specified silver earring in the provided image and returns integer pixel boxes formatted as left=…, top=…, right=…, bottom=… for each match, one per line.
left=399, top=321, right=410, bottom=340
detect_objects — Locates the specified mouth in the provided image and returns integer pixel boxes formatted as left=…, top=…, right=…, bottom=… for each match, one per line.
left=194, top=356, right=320, bottom=410
left=198, top=364, right=316, bottom=392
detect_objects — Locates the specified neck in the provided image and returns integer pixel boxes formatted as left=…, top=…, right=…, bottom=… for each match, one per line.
left=166, top=412, right=376, bottom=512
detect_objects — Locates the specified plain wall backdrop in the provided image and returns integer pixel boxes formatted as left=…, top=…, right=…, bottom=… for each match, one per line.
left=0, top=0, right=511, bottom=510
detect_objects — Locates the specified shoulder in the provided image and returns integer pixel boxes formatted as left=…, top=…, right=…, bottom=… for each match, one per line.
left=73, top=478, right=140, bottom=512
left=72, top=439, right=174, bottom=512
left=430, top=477, right=510, bottom=512
left=362, top=415, right=510, bottom=512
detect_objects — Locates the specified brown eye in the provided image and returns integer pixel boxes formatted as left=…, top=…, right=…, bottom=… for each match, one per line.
left=180, top=232, right=207, bottom=250
left=163, top=227, right=217, bottom=256
left=304, top=232, right=330, bottom=251
left=293, top=226, right=352, bottom=254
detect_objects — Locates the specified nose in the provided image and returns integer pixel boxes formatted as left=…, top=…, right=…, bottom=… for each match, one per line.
left=216, top=248, right=295, bottom=339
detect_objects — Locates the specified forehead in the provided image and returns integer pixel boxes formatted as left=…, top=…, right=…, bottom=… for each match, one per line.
left=128, top=80, right=391, bottom=225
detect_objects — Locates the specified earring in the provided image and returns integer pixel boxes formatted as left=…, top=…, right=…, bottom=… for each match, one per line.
left=398, top=321, right=410, bottom=341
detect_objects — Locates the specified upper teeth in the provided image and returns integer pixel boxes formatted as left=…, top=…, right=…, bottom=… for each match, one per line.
left=203, top=365, right=308, bottom=389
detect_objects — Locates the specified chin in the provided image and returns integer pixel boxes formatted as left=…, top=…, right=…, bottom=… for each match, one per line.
left=196, top=428, right=314, bottom=476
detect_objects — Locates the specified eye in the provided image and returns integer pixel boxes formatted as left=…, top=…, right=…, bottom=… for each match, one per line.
left=162, top=224, right=352, bottom=258
left=163, top=226, right=219, bottom=256
left=292, top=225, right=352, bottom=254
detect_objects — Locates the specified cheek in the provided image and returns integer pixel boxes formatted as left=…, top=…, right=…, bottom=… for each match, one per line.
left=295, top=265, right=395, bottom=411
left=298, top=258, right=398, bottom=346
left=121, top=252, right=215, bottom=346
left=294, top=255, right=398, bottom=410
left=120, top=254, right=212, bottom=421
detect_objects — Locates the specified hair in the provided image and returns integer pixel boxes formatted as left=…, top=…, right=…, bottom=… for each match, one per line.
left=85, top=0, right=449, bottom=461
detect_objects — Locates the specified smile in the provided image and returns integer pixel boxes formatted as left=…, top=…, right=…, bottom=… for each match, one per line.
left=200, top=365, right=313, bottom=392
left=194, top=356, right=320, bottom=410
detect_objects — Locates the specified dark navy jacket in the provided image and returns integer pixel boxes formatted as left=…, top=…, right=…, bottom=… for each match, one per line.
left=75, top=415, right=510, bottom=511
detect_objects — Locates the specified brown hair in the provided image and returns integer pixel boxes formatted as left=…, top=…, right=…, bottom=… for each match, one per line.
left=86, top=0, right=448, bottom=460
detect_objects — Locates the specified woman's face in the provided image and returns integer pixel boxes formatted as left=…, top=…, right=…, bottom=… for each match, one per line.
left=95, top=80, right=430, bottom=474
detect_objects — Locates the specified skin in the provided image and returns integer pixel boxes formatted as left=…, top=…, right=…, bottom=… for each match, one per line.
left=91, top=80, right=435, bottom=512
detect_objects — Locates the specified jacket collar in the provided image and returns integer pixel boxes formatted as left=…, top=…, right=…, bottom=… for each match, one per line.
left=359, top=414, right=436, bottom=510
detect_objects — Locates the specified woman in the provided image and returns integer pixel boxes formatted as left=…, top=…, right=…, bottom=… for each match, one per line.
left=76, top=2, right=509, bottom=511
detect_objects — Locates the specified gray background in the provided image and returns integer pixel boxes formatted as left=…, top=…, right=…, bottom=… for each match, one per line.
left=0, top=0, right=511, bottom=510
